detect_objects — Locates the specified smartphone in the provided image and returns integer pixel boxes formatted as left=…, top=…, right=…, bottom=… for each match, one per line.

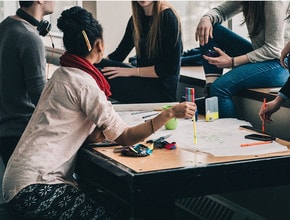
left=205, top=49, right=219, bottom=57
left=245, top=134, right=275, bottom=141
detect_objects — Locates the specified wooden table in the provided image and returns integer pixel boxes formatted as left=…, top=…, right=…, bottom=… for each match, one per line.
left=76, top=138, right=290, bottom=219
left=75, top=104, right=290, bottom=219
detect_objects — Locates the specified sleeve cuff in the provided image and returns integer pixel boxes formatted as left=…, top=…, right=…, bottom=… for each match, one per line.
left=278, top=92, right=288, bottom=101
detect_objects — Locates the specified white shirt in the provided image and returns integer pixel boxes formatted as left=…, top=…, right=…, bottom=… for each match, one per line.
left=3, top=66, right=127, bottom=202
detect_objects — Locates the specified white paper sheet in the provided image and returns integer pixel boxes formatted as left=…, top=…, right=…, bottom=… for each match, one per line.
left=116, top=109, right=288, bottom=157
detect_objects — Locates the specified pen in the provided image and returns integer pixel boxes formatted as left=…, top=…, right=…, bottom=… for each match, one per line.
left=88, top=141, right=119, bottom=147
left=192, top=114, right=197, bottom=144
left=240, top=140, right=272, bottom=147
left=131, top=111, right=151, bottom=115
left=262, top=98, right=266, bottom=133
left=142, top=113, right=158, bottom=119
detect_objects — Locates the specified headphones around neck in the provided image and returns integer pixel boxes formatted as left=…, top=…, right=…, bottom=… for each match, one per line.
left=16, top=8, right=51, bottom=37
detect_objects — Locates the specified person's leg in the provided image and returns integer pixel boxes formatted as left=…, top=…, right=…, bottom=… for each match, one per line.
left=9, top=184, right=127, bottom=220
left=200, top=24, right=253, bottom=94
left=211, top=24, right=253, bottom=57
left=181, top=47, right=203, bottom=66
left=94, top=59, right=134, bottom=70
left=94, top=61, right=178, bottom=103
left=108, top=77, right=177, bottom=103
left=0, top=136, right=21, bottom=166
left=211, top=59, right=289, bottom=118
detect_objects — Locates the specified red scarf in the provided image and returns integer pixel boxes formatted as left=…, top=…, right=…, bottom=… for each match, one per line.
left=60, top=52, right=111, bottom=98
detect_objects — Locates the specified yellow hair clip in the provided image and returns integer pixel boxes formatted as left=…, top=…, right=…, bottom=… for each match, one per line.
left=82, top=30, right=92, bottom=52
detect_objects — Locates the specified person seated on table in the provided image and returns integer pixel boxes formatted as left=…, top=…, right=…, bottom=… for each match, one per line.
left=95, top=0, right=182, bottom=103
left=259, top=41, right=290, bottom=122
left=195, top=1, right=289, bottom=118
left=2, top=6, right=196, bottom=220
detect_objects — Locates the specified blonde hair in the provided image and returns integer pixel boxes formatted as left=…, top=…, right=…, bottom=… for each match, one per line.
left=131, top=1, right=181, bottom=59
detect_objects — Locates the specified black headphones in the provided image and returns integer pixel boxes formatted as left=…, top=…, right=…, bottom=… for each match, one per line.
left=16, top=8, right=51, bottom=36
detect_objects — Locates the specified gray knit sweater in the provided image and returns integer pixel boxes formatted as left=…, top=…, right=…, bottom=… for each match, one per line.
left=205, top=1, right=289, bottom=62
left=0, top=16, right=46, bottom=137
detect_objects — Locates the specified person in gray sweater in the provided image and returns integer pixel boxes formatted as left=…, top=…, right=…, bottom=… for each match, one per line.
left=195, top=1, right=289, bottom=118
left=0, top=1, right=54, bottom=166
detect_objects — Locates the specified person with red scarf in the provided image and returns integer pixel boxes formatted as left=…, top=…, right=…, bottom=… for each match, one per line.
left=2, top=6, right=196, bottom=220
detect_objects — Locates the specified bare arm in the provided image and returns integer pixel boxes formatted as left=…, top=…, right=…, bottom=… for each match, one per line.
left=115, top=102, right=196, bottom=146
left=258, top=96, right=285, bottom=123
left=102, top=66, right=157, bottom=79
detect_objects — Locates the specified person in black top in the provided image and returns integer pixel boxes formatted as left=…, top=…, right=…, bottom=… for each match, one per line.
left=96, top=1, right=183, bottom=103
left=259, top=41, right=290, bottom=122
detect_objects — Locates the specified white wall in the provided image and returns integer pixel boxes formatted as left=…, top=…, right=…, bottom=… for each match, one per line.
left=96, top=1, right=133, bottom=60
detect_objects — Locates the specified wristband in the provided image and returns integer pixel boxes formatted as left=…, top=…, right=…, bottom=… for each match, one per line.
left=231, top=57, right=235, bottom=68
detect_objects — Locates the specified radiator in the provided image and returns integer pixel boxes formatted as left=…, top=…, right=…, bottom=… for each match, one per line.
left=175, top=195, right=266, bottom=220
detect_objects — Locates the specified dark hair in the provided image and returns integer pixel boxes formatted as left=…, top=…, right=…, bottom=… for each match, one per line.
left=19, top=1, right=34, bottom=8
left=131, top=1, right=181, bottom=59
left=57, top=6, right=103, bottom=57
left=241, top=1, right=265, bottom=38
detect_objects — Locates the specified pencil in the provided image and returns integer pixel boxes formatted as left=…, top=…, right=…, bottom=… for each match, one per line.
left=192, top=115, right=197, bottom=144
left=142, top=113, right=158, bottom=119
left=88, top=142, right=119, bottom=147
left=240, top=140, right=272, bottom=147
left=131, top=111, right=150, bottom=115
left=262, top=98, right=266, bottom=133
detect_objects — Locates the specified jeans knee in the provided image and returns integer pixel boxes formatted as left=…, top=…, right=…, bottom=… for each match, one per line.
left=211, top=79, right=233, bottom=98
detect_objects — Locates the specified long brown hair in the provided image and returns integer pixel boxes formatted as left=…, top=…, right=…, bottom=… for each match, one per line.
left=131, top=1, right=181, bottom=59
left=241, top=1, right=265, bottom=38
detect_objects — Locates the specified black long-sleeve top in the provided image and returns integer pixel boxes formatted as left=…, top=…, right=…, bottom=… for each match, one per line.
left=279, top=77, right=290, bottom=100
left=108, top=8, right=183, bottom=102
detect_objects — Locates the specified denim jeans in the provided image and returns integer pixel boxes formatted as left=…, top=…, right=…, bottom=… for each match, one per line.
left=200, top=24, right=289, bottom=118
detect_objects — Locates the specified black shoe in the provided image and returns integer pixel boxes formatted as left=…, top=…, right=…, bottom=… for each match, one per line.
left=182, top=47, right=201, bottom=57
left=205, top=83, right=212, bottom=98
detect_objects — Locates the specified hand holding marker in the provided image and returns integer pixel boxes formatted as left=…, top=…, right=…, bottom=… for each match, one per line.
left=186, top=87, right=197, bottom=144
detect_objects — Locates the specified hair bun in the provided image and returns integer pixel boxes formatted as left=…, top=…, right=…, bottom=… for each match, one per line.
left=57, top=6, right=91, bottom=34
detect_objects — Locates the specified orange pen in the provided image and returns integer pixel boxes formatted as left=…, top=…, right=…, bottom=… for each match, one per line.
left=262, top=98, right=266, bottom=133
left=241, top=140, right=272, bottom=147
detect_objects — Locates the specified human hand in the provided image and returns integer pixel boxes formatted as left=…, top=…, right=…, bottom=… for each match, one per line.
left=203, top=47, right=231, bottom=68
left=195, top=16, right=213, bottom=46
left=258, top=99, right=281, bottom=123
left=171, top=102, right=197, bottom=119
left=280, top=42, right=290, bottom=69
left=102, top=67, right=136, bottom=79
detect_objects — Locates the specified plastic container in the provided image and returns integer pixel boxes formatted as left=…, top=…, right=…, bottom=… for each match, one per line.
left=205, top=96, right=219, bottom=122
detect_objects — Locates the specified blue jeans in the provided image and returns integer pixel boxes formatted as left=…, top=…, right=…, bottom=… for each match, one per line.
left=200, top=24, right=289, bottom=118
